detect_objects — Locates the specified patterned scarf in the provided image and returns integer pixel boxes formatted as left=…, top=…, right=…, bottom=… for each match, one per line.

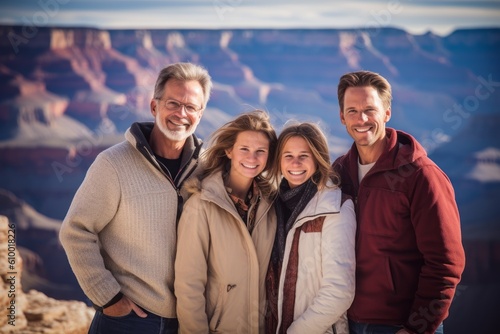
left=265, top=178, right=318, bottom=333
left=226, top=181, right=260, bottom=233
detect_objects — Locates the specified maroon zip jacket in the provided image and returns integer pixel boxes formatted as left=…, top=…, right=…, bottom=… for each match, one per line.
left=332, top=128, right=465, bottom=334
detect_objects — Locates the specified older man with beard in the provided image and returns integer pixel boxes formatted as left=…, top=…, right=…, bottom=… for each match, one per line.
left=60, top=62, right=212, bottom=334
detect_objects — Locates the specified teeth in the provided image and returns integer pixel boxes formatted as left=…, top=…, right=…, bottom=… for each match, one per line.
left=170, top=118, right=189, bottom=126
left=242, top=164, right=257, bottom=169
left=355, top=127, right=371, bottom=133
left=289, top=171, right=305, bottom=175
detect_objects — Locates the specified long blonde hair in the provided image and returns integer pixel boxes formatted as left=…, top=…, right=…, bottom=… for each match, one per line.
left=200, top=110, right=278, bottom=197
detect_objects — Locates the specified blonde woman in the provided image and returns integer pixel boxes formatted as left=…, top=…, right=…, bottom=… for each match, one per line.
left=175, top=110, right=278, bottom=333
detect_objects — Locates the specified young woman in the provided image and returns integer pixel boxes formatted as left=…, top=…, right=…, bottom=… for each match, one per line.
left=266, top=122, right=356, bottom=334
left=174, top=110, right=278, bottom=334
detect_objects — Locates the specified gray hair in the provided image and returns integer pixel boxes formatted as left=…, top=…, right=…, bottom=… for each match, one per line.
left=153, top=62, right=213, bottom=108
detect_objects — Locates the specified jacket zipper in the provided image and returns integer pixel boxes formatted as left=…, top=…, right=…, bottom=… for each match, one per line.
left=143, top=145, right=200, bottom=223
left=146, top=146, right=177, bottom=189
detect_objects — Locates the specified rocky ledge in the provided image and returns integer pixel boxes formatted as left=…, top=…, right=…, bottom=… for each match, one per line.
left=0, top=215, right=94, bottom=333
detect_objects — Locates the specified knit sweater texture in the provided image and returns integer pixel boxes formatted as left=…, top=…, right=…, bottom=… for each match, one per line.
left=59, top=122, right=202, bottom=318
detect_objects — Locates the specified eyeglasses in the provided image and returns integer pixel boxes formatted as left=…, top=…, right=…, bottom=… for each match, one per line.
left=157, top=99, right=203, bottom=114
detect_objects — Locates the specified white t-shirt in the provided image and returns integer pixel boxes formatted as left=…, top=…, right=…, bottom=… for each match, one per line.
left=358, top=159, right=376, bottom=182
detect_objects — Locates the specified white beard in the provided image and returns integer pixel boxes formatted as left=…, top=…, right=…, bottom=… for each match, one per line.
left=158, top=120, right=198, bottom=142
left=162, top=126, right=194, bottom=142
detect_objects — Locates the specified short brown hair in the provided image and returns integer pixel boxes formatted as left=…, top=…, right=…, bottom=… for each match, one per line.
left=337, top=70, right=392, bottom=111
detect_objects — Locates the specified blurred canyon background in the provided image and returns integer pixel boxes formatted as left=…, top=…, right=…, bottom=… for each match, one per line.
left=0, top=25, right=499, bottom=332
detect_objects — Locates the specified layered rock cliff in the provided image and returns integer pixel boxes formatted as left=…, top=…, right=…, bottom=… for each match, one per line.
left=0, top=25, right=499, bottom=333
left=0, top=216, right=93, bottom=333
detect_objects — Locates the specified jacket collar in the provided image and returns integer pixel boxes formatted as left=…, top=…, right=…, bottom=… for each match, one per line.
left=123, top=122, right=203, bottom=194
left=345, top=127, right=427, bottom=175
left=200, top=171, right=273, bottom=227
left=293, top=181, right=342, bottom=226
left=125, top=122, right=203, bottom=176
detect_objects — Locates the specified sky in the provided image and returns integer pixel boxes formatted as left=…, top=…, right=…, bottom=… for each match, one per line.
left=1, top=0, right=499, bottom=36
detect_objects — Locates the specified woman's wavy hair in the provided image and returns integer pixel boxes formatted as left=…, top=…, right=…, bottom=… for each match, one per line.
left=200, top=110, right=278, bottom=197
left=270, top=122, right=340, bottom=191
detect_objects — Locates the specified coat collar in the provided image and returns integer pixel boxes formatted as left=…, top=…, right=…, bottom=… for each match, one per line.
left=125, top=122, right=202, bottom=165
left=345, top=127, right=427, bottom=175
left=200, top=171, right=274, bottom=228
left=292, top=181, right=342, bottom=226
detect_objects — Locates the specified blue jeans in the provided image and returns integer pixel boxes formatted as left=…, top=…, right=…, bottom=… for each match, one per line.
left=349, top=320, right=444, bottom=334
left=88, top=309, right=178, bottom=334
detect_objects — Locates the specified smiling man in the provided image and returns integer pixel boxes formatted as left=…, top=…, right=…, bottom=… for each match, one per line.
left=59, top=62, right=212, bottom=334
left=332, top=71, right=465, bottom=334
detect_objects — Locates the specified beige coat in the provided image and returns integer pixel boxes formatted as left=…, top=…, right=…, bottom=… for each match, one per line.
left=175, top=171, right=277, bottom=334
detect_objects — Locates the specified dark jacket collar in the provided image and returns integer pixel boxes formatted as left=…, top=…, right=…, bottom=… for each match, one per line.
left=125, top=122, right=203, bottom=182
left=345, top=127, right=427, bottom=174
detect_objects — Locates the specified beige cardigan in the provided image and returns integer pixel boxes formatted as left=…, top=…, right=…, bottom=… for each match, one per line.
left=175, top=171, right=277, bottom=333
left=59, top=123, right=202, bottom=318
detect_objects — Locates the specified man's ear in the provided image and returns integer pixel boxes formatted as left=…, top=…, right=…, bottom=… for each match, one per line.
left=385, top=107, right=391, bottom=123
left=340, top=110, right=346, bottom=125
left=150, top=99, right=157, bottom=117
